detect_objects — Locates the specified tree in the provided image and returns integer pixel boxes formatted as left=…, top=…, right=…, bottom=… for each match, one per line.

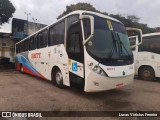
left=0, top=0, right=15, bottom=26
left=58, top=2, right=159, bottom=34
left=156, top=27, right=160, bottom=32
left=127, top=15, right=140, bottom=23
left=57, top=2, right=107, bottom=19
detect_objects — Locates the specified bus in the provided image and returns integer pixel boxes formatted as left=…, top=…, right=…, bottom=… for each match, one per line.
left=129, top=32, right=160, bottom=80
left=15, top=10, right=142, bottom=92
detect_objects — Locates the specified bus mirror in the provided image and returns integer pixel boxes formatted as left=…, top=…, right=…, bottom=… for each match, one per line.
left=79, top=15, right=94, bottom=45
left=126, top=27, right=142, bottom=48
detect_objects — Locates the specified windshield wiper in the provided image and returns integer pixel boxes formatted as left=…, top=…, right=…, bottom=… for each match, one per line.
left=116, top=33, right=132, bottom=60
left=107, top=31, right=118, bottom=59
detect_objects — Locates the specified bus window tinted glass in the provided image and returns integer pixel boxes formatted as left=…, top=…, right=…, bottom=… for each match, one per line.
left=129, top=37, right=136, bottom=51
left=49, top=21, right=65, bottom=46
left=20, top=42, right=24, bottom=52
left=29, top=37, right=35, bottom=50
left=37, top=30, right=48, bottom=49
left=34, top=35, right=37, bottom=49
left=68, top=33, right=80, bottom=53
left=24, top=40, right=29, bottom=51
left=83, top=19, right=91, bottom=39
left=67, top=15, right=79, bottom=31
left=87, top=14, right=126, bottom=34
left=94, top=17, right=109, bottom=30
left=112, top=21, right=126, bottom=34
left=139, top=35, right=160, bottom=54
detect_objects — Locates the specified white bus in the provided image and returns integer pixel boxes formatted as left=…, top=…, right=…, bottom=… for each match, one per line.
left=15, top=10, right=142, bottom=92
left=129, top=32, right=160, bottom=80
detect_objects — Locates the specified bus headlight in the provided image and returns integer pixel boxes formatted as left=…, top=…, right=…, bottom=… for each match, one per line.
left=88, top=62, right=108, bottom=77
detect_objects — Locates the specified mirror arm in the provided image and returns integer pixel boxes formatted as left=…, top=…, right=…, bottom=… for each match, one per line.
left=126, top=27, right=142, bottom=48
left=80, top=15, right=94, bottom=46
left=83, top=34, right=93, bottom=45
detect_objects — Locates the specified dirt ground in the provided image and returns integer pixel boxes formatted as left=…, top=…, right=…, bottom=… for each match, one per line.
left=0, top=70, right=160, bottom=120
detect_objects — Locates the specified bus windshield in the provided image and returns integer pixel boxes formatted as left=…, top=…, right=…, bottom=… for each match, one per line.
left=85, top=16, right=133, bottom=62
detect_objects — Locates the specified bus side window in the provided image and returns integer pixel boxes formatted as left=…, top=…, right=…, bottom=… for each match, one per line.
left=30, top=37, right=34, bottom=50
left=48, top=21, right=65, bottom=46
left=139, top=37, right=149, bottom=52
left=19, top=43, right=21, bottom=53
left=48, top=26, right=56, bottom=46
left=24, top=40, right=29, bottom=51
left=37, top=31, right=47, bottom=49
left=147, top=35, right=160, bottom=54
left=39, top=32, right=43, bottom=48
left=67, top=15, right=79, bottom=31
left=37, top=34, right=40, bottom=49
left=55, top=21, right=65, bottom=45
left=129, top=37, right=136, bottom=51
left=20, top=42, right=24, bottom=52
left=83, top=18, right=91, bottom=39
left=68, top=33, right=80, bottom=53
left=34, top=35, right=37, bottom=49
left=41, top=30, right=48, bottom=48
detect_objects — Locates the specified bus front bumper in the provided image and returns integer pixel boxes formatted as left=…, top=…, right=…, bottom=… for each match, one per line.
left=84, top=72, right=134, bottom=92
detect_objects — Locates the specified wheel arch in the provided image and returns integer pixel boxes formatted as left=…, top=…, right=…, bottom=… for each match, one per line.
left=51, top=65, right=62, bottom=80
left=138, top=65, right=155, bottom=76
left=51, top=65, right=60, bottom=75
left=51, top=65, right=65, bottom=88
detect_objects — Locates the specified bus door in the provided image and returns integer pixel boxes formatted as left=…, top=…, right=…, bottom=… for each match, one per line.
left=66, top=21, right=85, bottom=88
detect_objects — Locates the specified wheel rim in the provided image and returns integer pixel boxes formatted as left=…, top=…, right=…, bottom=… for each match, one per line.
left=55, top=71, right=63, bottom=85
left=143, top=70, right=150, bottom=78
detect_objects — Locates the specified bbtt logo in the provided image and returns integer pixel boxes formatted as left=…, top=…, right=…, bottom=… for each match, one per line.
left=31, top=53, right=41, bottom=58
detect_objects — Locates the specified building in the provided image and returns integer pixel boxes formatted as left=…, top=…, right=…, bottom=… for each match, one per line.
left=12, top=18, right=47, bottom=40
left=0, top=32, right=15, bottom=63
left=0, top=18, right=47, bottom=64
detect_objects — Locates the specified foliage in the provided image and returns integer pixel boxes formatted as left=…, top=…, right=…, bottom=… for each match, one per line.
left=127, top=15, right=140, bottom=23
left=0, top=0, right=15, bottom=26
left=58, top=2, right=159, bottom=34
left=57, top=2, right=105, bottom=19
left=110, top=14, right=157, bottom=34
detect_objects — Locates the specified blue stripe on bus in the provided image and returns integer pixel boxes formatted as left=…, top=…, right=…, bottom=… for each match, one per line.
left=17, top=55, right=41, bottom=77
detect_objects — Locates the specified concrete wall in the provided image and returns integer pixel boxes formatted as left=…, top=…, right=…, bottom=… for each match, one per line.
left=12, top=18, right=47, bottom=37
left=0, top=33, right=16, bottom=63
left=0, top=18, right=47, bottom=64
left=27, top=22, right=46, bottom=35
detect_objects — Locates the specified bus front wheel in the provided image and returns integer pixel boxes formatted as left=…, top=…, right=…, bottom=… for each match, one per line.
left=52, top=68, right=64, bottom=88
left=139, top=66, right=155, bottom=80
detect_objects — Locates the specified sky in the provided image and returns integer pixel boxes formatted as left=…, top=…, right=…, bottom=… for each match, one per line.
left=1, top=0, right=160, bottom=33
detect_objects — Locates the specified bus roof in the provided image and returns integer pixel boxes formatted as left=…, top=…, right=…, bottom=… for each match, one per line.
left=129, top=32, right=160, bottom=39
left=142, top=32, right=160, bottom=37
left=59, top=10, right=122, bottom=24
left=16, top=10, right=123, bottom=45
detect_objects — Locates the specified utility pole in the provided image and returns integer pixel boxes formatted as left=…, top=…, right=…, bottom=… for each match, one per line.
left=32, top=18, right=37, bottom=32
left=24, top=12, right=31, bottom=35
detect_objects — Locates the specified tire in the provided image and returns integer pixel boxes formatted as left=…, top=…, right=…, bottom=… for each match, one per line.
left=139, top=66, right=155, bottom=80
left=52, top=68, right=64, bottom=88
left=20, top=65, right=24, bottom=73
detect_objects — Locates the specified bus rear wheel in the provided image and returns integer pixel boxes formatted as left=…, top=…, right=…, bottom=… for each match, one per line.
left=139, top=66, right=155, bottom=80
left=52, top=68, right=64, bottom=88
